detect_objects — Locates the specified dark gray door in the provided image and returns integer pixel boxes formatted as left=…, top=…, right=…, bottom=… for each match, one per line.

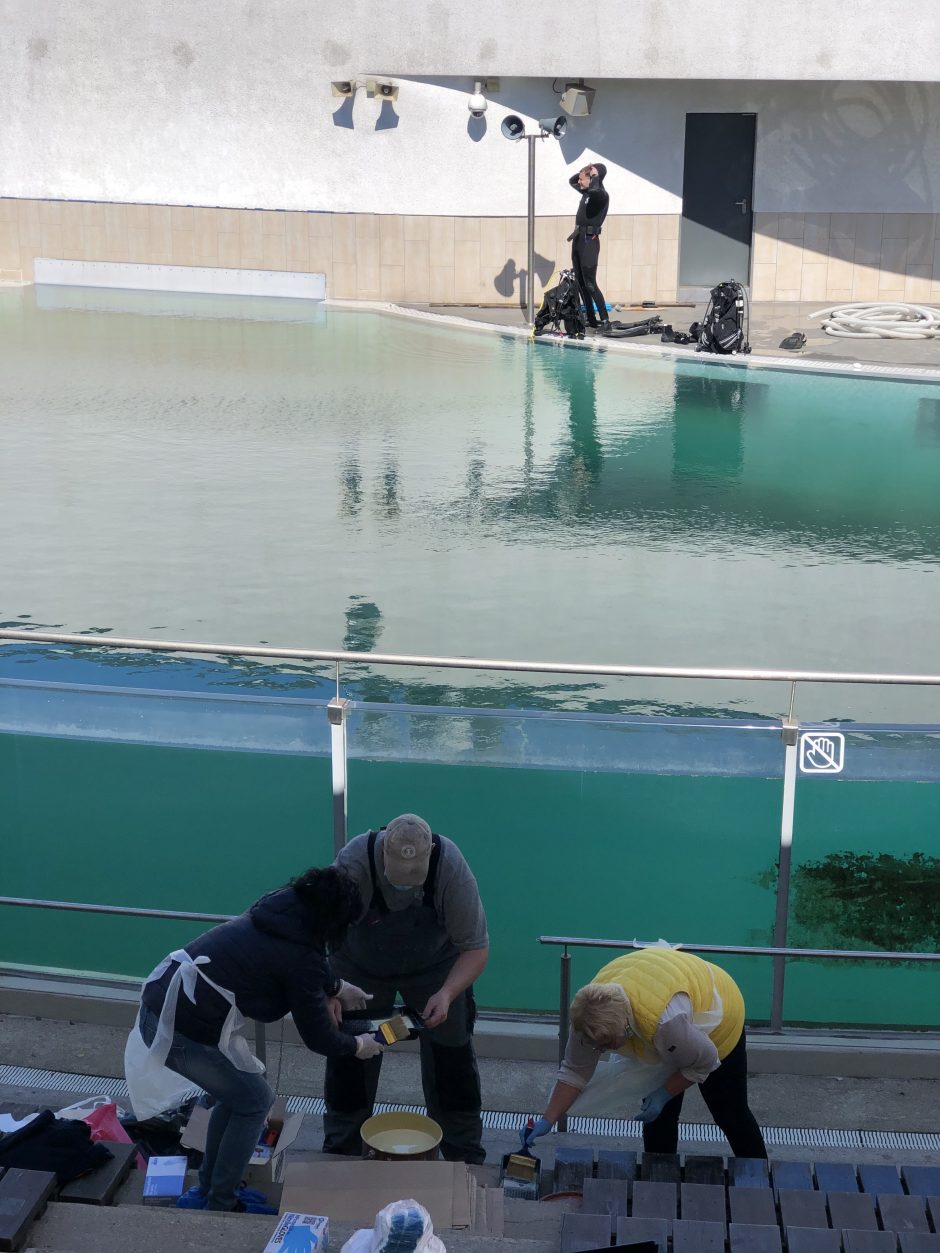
left=679, top=113, right=756, bottom=289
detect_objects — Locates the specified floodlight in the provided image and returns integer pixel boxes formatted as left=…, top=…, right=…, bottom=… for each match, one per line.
left=559, top=80, right=595, bottom=117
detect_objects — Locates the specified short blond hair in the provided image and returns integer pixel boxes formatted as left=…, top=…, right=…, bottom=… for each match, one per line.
left=570, top=982, right=630, bottom=1046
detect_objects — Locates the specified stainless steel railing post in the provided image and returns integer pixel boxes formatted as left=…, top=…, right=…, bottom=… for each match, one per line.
left=327, top=696, right=350, bottom=854
left=557, top=944, right=572, bottom=1132
left=771, top=686, right=799, bottom=1031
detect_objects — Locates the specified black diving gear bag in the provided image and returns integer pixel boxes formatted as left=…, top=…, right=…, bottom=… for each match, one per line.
left=696, top=280, right=751, bottom=355
left=533, top=269, right=587, bottom=338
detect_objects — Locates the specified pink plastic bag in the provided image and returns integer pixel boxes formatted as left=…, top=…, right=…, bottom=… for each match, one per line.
left=83, top=1103, right=146, bottom=1170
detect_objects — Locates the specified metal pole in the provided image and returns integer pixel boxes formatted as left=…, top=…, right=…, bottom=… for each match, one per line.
left=527, top=135, right=536, bottom=325
left=327, top=697, right=350, bottom=854
left=557, top=945, right=572, bottom=1132
left=771, top=686, right=799, bottom=1031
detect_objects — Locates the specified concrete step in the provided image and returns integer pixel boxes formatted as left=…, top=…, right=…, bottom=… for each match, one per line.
left=27, top=1200, right=555, bottom=1253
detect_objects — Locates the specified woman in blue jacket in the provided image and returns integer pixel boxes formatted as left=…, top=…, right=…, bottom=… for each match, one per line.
left=126, top=866, right=381, bottom=1212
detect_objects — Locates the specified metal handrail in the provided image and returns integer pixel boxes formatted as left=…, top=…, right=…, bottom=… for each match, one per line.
left=538, top=934, right=940, bottom=1132
left=2, top=627, right=940, bottom=686
left=0, top=896, right=233, bottom=925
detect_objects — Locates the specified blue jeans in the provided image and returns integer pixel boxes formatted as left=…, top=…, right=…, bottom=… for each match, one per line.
left=139, top=1006, right=273, bottom=1211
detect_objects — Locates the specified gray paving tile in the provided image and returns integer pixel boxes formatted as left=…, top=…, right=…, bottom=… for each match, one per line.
left=631, top=1181, right=677, bottom=1220
left=673, top=1219, right=725, bottom=1253
left=787, top=1229, right=844, bottom=1253
left=561, top=1211, right=612, bottom=1253
left=779, top=1188, right=829, bottom=1229
left=731, top=1222, right=783, bottom=1253
left=878, top=1195, right=929, bottom=1234
left=581, top=1178, right=629, bottom=1220
left=680, top=1182, right=726, bottom=1226
left=730, top=1187, right=777, bottom=1226
left=616, top=1216, right=669, bottom=1253
left=828, top=1193, right=878, bottom=1231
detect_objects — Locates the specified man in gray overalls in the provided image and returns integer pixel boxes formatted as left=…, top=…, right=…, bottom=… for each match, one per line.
left=323, top=814, right=489, bottom=1163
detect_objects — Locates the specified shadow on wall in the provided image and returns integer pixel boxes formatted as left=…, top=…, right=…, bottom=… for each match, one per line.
left=766, top=82, right=933, bottom=213
left=494, top=253, right=555, bottom=307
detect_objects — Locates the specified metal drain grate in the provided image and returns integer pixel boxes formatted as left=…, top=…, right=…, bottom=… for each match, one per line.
left=2, top=1064, right=938, bottom=1151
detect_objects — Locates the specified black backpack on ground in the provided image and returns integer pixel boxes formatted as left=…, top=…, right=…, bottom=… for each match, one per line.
left=533, top=269, right=587, bottom=339
left=694, top=280, right=751, bottom=355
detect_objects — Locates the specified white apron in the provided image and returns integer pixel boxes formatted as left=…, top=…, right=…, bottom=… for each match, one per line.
left=124, top=948, right=265, bottom=1121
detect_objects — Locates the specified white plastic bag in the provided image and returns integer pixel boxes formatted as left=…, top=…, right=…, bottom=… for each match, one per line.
left=571, top=1052, right=673, bottom=1116
left=340, top=1199, right=446, bottom=1253
left=123, top=1019, right=194, bottom=1121
left=56, top=1096, right=129, bottom=1122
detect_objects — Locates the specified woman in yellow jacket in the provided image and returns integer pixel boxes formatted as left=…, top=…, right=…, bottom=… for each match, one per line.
left=522, top=948, right=766, bottom=1157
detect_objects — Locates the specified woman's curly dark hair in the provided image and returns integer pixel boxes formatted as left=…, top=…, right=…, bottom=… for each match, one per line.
left=290, top=865, right=362, bottom=952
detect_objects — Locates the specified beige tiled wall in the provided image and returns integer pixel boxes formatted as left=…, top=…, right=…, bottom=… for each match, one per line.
left=751, top=212, right=940, bottom=304
left=2, top=198, right=939, bottom=304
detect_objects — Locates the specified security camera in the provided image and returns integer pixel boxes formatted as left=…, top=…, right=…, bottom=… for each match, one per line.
left=468, top=80, right=487, bottom=118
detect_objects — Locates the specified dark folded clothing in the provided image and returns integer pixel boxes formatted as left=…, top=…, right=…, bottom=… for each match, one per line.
left=0, top=1109, right=114, bottom=1183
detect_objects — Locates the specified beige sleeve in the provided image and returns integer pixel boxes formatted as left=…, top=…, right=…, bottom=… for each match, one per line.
left=652, top=1014, right=720, bottom=1084
left=556, top=1028, right=602, bottom=1092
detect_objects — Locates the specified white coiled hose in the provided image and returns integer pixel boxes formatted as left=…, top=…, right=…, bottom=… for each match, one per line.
left=810, top=302, right=940, bottom=339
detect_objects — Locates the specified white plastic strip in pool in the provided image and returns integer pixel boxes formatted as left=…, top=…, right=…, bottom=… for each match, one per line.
left=34, top=257, right=325, bottom=300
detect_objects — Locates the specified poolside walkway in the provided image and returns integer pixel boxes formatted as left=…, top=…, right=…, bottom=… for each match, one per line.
left=405, top=301, right=940, bottom=373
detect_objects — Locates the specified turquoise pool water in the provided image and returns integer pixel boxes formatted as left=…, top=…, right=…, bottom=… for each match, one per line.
left=1, top=285, right=939, bottom=722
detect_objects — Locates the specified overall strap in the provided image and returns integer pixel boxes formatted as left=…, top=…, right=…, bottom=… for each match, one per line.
left=366, top=829, right=388, bottom=916
left=422, top=834, right=442, bottom=908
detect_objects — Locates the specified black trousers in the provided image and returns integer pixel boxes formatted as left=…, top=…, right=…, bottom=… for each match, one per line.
left=572, top=247, right=607, bottom=326
left=322, top=956, right=484, bottom=1164
left=642, top=1031, right=767, bottom=1158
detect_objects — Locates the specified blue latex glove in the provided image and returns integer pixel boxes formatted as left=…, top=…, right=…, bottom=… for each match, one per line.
left=520, top=1115, right=552, bottom=1150
left=637, top=1085, right=671, bottom=1124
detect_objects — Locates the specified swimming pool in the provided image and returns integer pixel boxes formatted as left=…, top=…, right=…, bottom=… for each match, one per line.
left=2, top=286, right=939, bottom=1023
left=2, top=285, right=938, bottom=721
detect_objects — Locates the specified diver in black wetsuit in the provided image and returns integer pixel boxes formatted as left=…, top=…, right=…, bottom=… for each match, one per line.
left=568, top=163, right=610, bottom=331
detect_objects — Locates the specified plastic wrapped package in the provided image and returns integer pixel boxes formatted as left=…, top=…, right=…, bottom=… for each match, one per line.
left=340, top=1199, right=445, bottom=1253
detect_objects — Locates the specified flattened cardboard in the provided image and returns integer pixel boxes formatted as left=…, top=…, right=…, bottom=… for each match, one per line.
left=280, top=1160, right=473, bottom=1230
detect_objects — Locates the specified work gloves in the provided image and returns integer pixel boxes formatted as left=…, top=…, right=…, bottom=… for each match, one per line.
left=355, top=1034, right=385, bottom=1060
left=637, top=1085, right=671, bottom=1124
left=519, top=1116, right=552, bottom=1150
left=337, top=980, right=373, bottom=1012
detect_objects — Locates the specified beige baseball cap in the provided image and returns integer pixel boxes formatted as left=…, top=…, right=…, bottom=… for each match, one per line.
left=382, top=813, right=433, bottom=886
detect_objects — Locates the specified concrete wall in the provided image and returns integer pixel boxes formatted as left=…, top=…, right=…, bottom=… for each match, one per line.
left=2, top=2, right=940, bottom=216
left=4, top=198, right=939, bottom=306
left=2, top=2, right=939, bottom=301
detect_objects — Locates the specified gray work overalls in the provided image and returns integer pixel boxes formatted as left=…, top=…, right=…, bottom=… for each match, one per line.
left=322, top=830, right=484, bottom=1163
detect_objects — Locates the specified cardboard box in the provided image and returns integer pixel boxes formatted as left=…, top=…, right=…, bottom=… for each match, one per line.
left=280, top=1160, right=475, bottom=1230
left=181, top=1102, right=304, bottom=1208
left=142, top=1155, right=188, bottom=1204
left=262, top=1212, right=329, bottom=1253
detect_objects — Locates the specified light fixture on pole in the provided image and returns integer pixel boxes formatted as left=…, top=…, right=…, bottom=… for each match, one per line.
left=501, top=114, right=568, bottom=324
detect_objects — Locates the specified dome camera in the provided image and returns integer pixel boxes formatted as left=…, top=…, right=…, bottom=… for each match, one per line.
left=468, top=81, right=487, bottom=118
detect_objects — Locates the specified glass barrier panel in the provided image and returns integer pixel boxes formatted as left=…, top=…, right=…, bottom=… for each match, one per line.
left=346, top=702, right=785, bottom=1020
left=785, top=723, right=940, bottom=1029
left=0, top=677, right=333, bottom=978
